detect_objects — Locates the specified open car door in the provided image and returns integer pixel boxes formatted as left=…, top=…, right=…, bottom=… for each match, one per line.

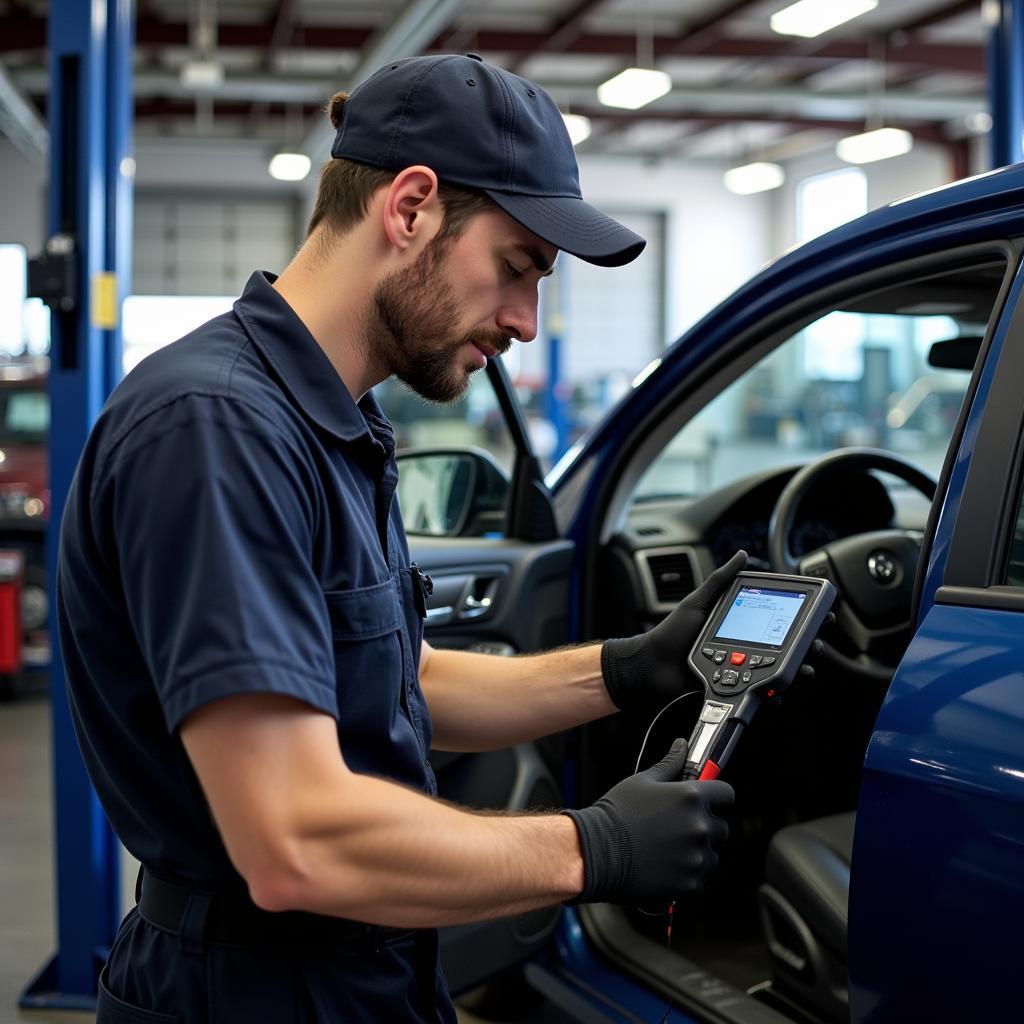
left=392, top=357, right=573, bottom=996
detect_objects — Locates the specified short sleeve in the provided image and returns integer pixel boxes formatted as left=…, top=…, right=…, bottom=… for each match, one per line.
left=94, top=394, right=337, bottom=731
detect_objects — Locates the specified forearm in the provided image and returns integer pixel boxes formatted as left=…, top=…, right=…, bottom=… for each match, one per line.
left=245, top=771, right=584, bottom=927
left=420, top=644, right=618, bottom=751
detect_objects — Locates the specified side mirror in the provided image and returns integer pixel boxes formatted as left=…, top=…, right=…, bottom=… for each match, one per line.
left=396, top=447, right=509, bottom=538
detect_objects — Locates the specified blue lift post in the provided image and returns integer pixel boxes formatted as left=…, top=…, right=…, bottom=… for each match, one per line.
left=989, top=0, right=1024, bottom=168
left=542, top=261, right=571, bottom=464
left=21, top=0, right=134, bottom=1009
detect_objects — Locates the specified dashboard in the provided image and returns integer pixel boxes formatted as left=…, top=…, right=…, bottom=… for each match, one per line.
left=604, top=463, right=924, bottom=626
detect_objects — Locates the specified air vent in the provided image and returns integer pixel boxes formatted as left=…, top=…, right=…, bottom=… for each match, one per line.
left=646, top=552, right=696, bottom=603
left=635, top=526, right=664, bottom=537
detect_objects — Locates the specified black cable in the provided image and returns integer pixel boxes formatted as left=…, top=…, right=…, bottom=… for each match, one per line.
left=632, top=690, right=701, bottom=1022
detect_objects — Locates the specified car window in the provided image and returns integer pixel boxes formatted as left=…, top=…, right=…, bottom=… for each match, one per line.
left=0, top=388, right=49, bottom=444
left=632, top=293, right=993, bottom=503
left=376, top=368, right=516, bottom=475
left=1006, top=486, right=1024, bottom=586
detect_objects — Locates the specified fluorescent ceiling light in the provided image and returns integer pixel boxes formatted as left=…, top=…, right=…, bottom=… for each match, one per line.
left=770, top=0, right=878, bottom=39
left=836, top=127, right=913, bottom=164
left=268, top=151, right=312, bottom=181
left=562, top=113, right=592, bottom=146
left=597, top=68, right=671, bottom=110
left=179, top=59, right=224, bottom=90
left=724, top=161, right=786, bottom=195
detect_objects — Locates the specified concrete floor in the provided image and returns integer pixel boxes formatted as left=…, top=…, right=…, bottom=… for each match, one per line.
left=0, top=686, right=563, bottom=1024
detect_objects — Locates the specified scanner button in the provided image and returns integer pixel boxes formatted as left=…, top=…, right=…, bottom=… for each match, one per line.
left=741, top=670, right=752, bottom=683
left=720, top=670, right=739, bottom=687
left=748, top=655, right=762, bottom=667
left=730, top=652, right=746, bottom=666
left=713, top=651, right=727, bottom=664
left=762, top=656, right=776, bottom=667
left=712, top=668, right=722, bottom=682
left=702, top=647, right=715, bottom=659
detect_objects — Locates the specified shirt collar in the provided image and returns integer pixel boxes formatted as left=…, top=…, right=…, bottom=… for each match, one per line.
left=233, top=271, right=393, bottom=451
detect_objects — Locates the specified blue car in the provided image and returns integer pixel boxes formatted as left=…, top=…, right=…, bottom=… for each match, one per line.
left=392, top=164, right=1024, bottom=1023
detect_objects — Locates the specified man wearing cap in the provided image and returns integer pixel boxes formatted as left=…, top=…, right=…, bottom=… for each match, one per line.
left=59, top=55, right=739, bottom=1023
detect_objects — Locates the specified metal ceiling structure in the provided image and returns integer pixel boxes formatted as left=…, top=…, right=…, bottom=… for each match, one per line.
left=0, top=0, right=989, bottom=172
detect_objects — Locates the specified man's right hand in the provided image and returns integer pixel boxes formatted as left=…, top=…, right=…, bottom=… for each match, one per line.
left=562, top=738, right=734, bottom=905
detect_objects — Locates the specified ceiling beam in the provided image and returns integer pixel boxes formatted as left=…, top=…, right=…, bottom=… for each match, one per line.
left=668, top=0, right=768, bottom=55
left=249, top=0, right=304, bottom=129
left=0, top=16, right=46, bottom=51
left=901, top=0, right=985, bottom=35
left=508, top=0, right=607, bottom=74
left=16, top=66, right=981, bottom=120
left=570, top=106, right=951, bottom=145
left=0, top=17, right=983, bottom=75
left=265, top=0, right=303, bottom=71
left=123, top=96, right=954, bottom=150
left=0, top=59, right=47, bottom=164
left=297, top=0, right=464, bottom=162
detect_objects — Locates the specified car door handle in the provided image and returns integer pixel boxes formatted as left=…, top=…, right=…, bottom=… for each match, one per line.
left=461, top=593, right=492, bottom=615
left=457, top=575, right=500, bottom=620
left=420, top=571, right=503, bottom=625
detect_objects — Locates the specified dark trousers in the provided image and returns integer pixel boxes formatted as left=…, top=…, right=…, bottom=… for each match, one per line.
left=97, top=907, right=459, bottom=1023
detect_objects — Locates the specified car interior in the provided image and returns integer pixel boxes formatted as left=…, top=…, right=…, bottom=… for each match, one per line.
left=568, top=254, right=1010, bottom=1024
left=395, top=250, right=1013, bottom=1022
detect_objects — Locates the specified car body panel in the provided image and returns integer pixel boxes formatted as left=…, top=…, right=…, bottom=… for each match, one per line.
left=849, top=605, right=1024, bottom=1021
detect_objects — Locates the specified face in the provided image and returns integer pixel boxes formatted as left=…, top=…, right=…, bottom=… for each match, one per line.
left=367, top=209, right=557, bottom=403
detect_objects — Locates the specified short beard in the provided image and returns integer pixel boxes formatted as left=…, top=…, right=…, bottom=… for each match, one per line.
left=367, top=232, right=511, bottom=404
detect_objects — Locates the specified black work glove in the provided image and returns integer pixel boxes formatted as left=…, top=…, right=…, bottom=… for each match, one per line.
left=562, top=738, right=734, bottom=905
left=602, top=550, right=748, bottom=712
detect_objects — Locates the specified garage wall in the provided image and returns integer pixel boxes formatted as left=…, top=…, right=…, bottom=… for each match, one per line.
left=495, top=157, right=774, bottom=394
left=577, top=156, right=774, bottom=344
left=772, top=141, right=956, bottom=256
left=132, top=193, right=301, bottom=295
left=134, top=137, right=310, bottom=196
left=0, top=140, right=46, bottom=254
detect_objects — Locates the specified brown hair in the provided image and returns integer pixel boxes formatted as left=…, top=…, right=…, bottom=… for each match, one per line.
left=306, top=91, right=496, bottom=243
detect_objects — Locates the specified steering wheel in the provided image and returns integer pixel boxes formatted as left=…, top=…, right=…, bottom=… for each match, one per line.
left=767, top=448, right=937, bottom=682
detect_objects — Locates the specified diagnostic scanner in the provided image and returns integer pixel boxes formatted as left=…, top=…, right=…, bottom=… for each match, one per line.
left=683, top=571, right=836, bottom=781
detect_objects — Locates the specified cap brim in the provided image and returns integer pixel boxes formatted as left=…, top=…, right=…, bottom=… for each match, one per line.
left=483, top=191, right=646, bottom=267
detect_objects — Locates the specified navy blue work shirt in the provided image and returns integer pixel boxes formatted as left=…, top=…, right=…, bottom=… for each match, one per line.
left=58, top=272, right=452, bottom=1021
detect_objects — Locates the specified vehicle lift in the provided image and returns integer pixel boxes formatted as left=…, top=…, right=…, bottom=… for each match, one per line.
left=17, top=0, right=1024, bottom=1011
left=20, top=0, right=133, bottom=1009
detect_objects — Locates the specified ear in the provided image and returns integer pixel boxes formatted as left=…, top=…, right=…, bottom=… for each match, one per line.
left=381, top=166, right=443, bottom=253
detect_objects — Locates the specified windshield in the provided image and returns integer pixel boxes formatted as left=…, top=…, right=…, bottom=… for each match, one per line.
left=0, top=387, right=49, bottom=446
left=634, top=308, right=977, bottom=502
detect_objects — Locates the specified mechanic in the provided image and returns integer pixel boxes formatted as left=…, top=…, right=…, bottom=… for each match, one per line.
left=58, top=54, right=742, bottom=1023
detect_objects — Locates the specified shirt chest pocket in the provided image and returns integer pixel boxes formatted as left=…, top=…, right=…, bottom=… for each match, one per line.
left=323, top=579, right=404, bottom=643
left=322, top=579, right=427, bottom=779
left=323, top=580, right=407, bottom=701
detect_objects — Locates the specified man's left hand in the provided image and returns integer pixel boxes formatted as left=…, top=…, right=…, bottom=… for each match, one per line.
left=601, top=551, right=748, bottom=713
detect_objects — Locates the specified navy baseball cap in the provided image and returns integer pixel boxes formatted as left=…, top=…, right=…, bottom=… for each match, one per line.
left=330, top=53, right=646, bottom=267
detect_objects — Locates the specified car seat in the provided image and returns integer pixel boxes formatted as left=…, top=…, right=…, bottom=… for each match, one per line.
left=757, top=812, right=854, bottom=1024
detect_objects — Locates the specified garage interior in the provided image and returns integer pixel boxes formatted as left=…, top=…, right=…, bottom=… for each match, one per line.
left=0, top=1, right=1015, bottom=1022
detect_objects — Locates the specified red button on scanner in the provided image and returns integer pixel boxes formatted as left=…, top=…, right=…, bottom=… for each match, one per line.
left=730, top=652, right=746, bottom=666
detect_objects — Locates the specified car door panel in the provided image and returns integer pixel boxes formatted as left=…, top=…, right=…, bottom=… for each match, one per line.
left=849, top=246, right=1024, bottom=1022
left=413, top=537, right=574, bottom=653
left=409, top=536, right=575, bottom=994
left=848, top=603, right=1024, bottom=1021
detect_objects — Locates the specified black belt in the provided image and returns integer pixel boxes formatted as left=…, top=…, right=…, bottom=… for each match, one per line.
left=136, top=868, right=416, bottom=954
